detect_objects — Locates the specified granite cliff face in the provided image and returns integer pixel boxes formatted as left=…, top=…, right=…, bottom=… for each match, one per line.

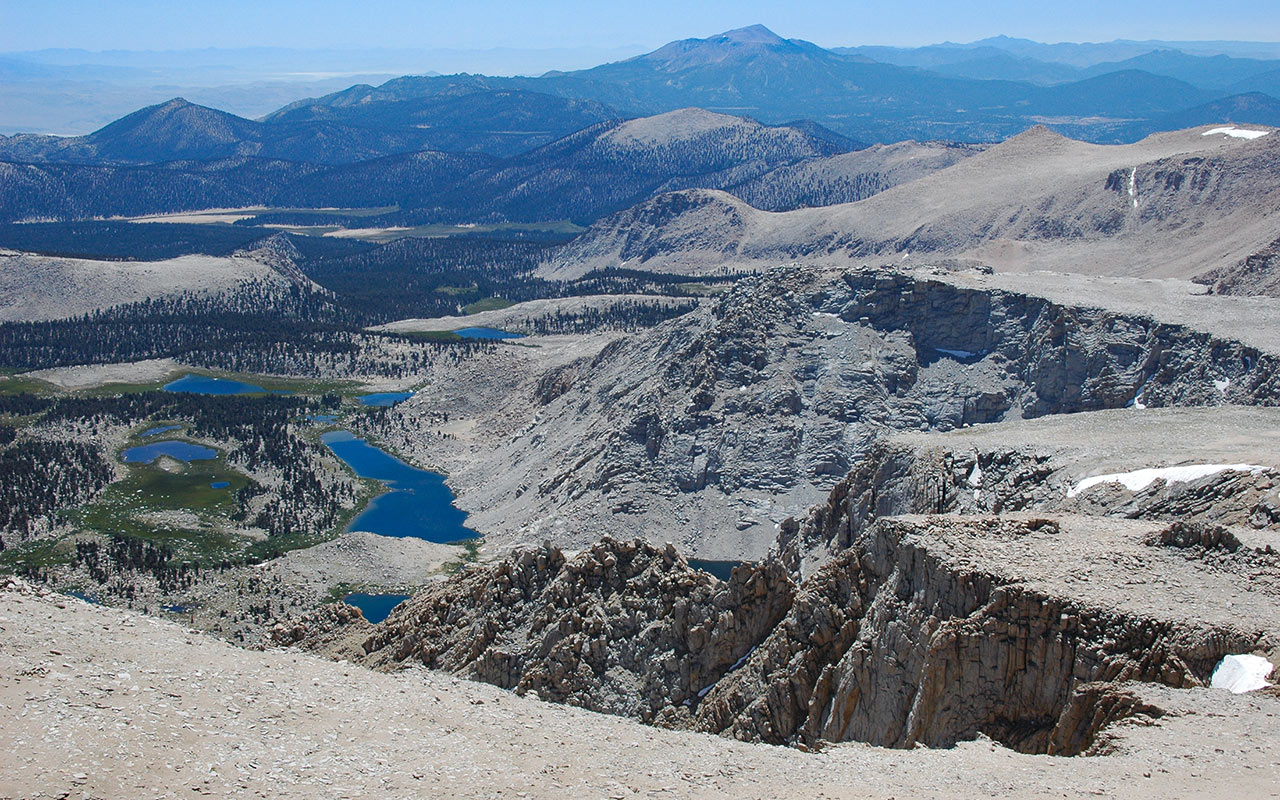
left=358, top=538, right=794, bottom=723
left=284, top=510, right=1277, bottom=757
left=697, top=513, right=1271, bottom=755
left=419, top=265, right=1280, bottom=560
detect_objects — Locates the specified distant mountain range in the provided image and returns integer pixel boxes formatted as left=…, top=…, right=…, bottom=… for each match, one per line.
left=0, top=96, right=533, bottom=165
left=274, top=26, right=1280, bottom=143
left=3, top=25, right=1280, bottom=227
left=0, top=107, right=893, bottom=224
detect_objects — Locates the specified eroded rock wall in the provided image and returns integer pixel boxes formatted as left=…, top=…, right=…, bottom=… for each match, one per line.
left=358, top=537, right=795, bottom=723
left=287, top=514, right=1274, bottom=757
left=776, top=435, right=1280, bottom=576
left=696, top=516, right=1259, bottom=755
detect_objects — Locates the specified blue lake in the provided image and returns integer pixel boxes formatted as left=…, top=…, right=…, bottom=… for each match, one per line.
left=210, top=481, right=230, bottom=489
left=164, top=374, right=266, bottom=395
left=454, top=327, right=523, bottom=340
left=344, top=593, right=410, bottom=623
left=121, top=440, right=218, bottom=464
left=321, top=430, right=478, bottom=543
left=140, top=424, right=182, bottom=437
left=688, top=559, right=742, bottom=582
left=358, top=392, right=413, bottom=407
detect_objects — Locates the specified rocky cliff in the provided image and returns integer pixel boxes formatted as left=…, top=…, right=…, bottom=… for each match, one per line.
left=358, top=538, right=793, bottom=723
left=284, top=511, right=1277, bottom=757
left=406, top=265, right=1280, bottom=560
left=700, top=513, right=1273, bottom=755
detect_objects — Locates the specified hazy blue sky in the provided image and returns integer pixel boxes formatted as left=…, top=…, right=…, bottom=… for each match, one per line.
left=4, top=0, right=1277, bottom=52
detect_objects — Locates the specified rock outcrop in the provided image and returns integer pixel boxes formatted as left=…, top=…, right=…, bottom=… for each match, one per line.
left=415, top=265, right=1280, bottom=559
left=357, top=537, right=794, bottom=723
left=775, top=421, right=1280, bottom=577
left=286, top=511, right=1278, bottom=757
left=694, top=515, right=1270, bottom=755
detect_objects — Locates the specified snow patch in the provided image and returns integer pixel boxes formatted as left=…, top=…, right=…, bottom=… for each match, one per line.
left=1213, top=377, right=1230, bottom=394
left=1068, top=464, right=1268, bottom=498
left=967, top=461, right=983, bottom=488
left=1128, top=375, right=1152, bottom=409
left=1203, top=126, right=1270, bottom=140
left=1211, top=654, right=1275, bottom=694
left=1128, top=168, right=1138, bottom=209
left=936, top=347, right=978, bottom=359
left=728, top=645, right=757, bottom=673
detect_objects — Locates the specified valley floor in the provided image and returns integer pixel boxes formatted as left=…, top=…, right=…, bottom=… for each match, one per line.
left=1, top=577, right=1276, bottom=800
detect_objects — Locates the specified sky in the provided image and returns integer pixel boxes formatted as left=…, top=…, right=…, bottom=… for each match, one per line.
left=4, top=0, right=1279, bottom=53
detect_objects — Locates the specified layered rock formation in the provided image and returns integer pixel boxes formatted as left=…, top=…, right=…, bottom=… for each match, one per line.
left=285, top=510, right=1277, bottom=757
left=698, top=513, right=1271, bottom=755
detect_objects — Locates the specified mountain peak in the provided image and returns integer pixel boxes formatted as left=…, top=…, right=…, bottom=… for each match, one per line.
left=711, top=25, right=786, bottom=45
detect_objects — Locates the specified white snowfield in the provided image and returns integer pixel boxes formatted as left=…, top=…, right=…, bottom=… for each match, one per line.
left=1067, top=464, right=1268, bottom=498
left=1211, top=654, right=1276, bottom=694
left=1202, top=126, right=1270, bottom=140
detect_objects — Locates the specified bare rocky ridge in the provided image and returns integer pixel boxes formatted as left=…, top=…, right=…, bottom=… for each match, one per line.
left=0, top=236, right=319, bottom=322
left=542, top=125, right=1280, bottom=282
left=710, top=139, right=984, bottom=212
left=376, top=265, right=1280, bottom=562
left=338, top=538, right=792, bottom=723
left=772, top=405, right=1280, bottom=573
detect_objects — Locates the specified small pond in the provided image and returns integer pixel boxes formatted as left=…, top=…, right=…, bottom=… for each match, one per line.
left=688, top=559, right=742, bottom=582
left=210, top=481, right=230, bottom=489
left=321, top=430, right=478, bottom=543
left=121, top=440, right=218, bottom=464
left=357, top=392, right=414, bottom=407
left=344, top=593, right=410, bottom=624
left=163, top=374, right=266, bottom=395
left=453, top=327, right=524, bottom=340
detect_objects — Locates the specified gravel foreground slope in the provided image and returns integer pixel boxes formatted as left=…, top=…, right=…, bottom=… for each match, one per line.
left=1, top=578, right=1277, bottom=799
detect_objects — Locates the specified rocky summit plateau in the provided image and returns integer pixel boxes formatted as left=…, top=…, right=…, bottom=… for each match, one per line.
left=1, top=17, right=1279, bottom=800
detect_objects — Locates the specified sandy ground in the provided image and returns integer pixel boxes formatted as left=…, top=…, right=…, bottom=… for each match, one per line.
left=20, top=358, right=187, bottom=390
left=1, top=578, right=1277, bottom=800
left=929, top=267, right=1280, bottom=355
left=264, top=530, right=464, bottom=592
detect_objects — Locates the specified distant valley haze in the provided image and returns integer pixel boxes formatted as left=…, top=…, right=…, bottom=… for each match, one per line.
left=3, top=0, right=1280, bottom=133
